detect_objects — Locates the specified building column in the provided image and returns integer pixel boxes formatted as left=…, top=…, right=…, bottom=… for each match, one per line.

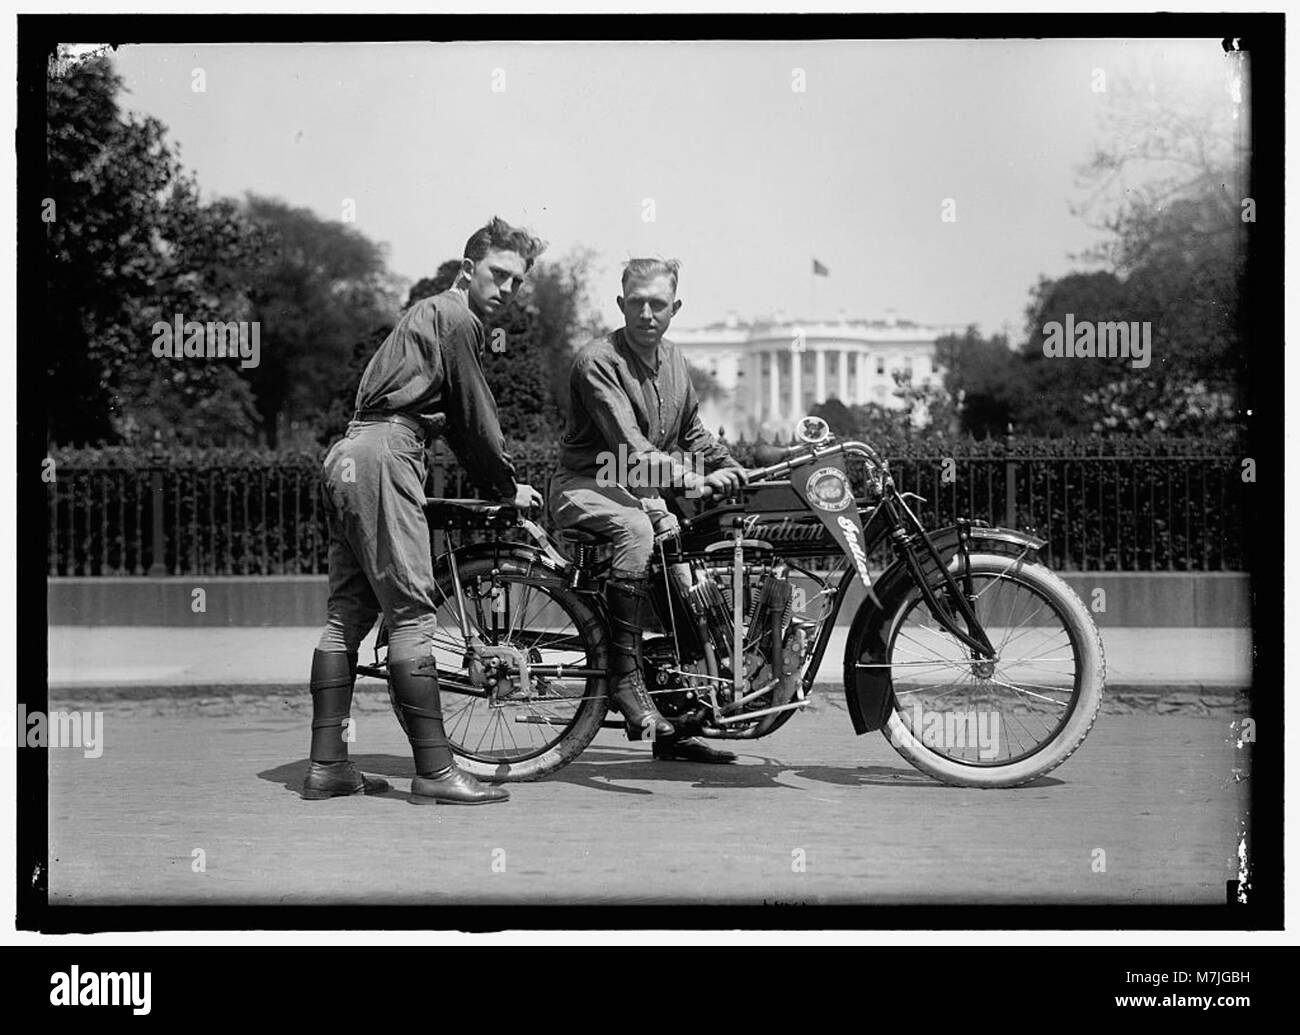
left=815, top=348, right=827, bottom=402
left=789, top=347, right=802, bottom=421
left=857, top=347, right=869, bottom=402
left=765, top=351, right=778, bottom=422
left=838, top=349, right=849, bottom=401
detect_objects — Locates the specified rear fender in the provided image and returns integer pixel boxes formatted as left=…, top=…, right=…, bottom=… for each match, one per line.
left=841, top=524, right=1046, bottom=735
left=373, top=539, right=573, bottom=655
left=430, top=538, right=571, bottom=585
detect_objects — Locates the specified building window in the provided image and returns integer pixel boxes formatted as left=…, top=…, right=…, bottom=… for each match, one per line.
left=846, top=353, right=857, bottom=402
left=876, top=357, right=885, bottom=376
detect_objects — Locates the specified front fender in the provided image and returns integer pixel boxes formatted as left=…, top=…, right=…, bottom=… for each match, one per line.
left=841, top=524, right=1046, bottom=735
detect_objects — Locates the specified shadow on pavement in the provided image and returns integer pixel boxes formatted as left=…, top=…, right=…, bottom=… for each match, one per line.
left=259, top=747, right=1064, bottom=798
left=258, top=754, right=415, bottom=800
left=547, top=744, right=1063, bottom=792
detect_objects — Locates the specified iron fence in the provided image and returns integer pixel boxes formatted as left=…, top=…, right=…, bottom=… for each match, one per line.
left=880, top=453, right=1243, bottom=571
left=46, top=438, right=1245, bottom=576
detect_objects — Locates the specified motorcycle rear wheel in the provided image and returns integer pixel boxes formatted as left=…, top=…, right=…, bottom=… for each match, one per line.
left=380, top=553, right=610, bottom=782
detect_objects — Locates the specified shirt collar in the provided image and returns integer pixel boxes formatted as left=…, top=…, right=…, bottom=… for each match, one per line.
left=443, top=285, right=482, bottom=328
left=616, top=327, right=665, bottom=375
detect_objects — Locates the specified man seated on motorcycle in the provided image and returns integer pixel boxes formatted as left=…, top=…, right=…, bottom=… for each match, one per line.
left=548, top=258, right=748, bottom=763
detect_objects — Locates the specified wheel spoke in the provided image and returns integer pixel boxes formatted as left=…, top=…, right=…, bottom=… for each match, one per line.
left=985, top=676, right=1072, bottom=706
left=418, top=560, right=598, bottom=767
left=881, top=564, right=1088, bottom=771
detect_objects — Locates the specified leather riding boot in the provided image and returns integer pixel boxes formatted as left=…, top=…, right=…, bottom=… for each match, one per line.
left=389, top=657, right=509, bottom=805
left=302, top=650, right=390, bottom=798
left=606, top=576, right=675, bottom=741
left=309, top=649, right=357, bottom=762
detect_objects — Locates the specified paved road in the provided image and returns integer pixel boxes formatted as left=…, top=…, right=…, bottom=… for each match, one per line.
left=47, top=689, right=1248, bottom=905
left=48, top=625, right=1253, bottom=693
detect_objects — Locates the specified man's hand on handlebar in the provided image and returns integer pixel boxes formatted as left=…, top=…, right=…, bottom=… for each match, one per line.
left=511, top=482, right=543, bottom=511
left=690, top=466, right=750, bottom=500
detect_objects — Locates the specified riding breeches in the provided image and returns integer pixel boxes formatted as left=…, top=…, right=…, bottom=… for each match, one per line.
left=315, top=418, right=439, bottom=662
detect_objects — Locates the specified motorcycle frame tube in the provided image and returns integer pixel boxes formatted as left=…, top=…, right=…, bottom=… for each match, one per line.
left=731, top=529, right=746, bottom=696
left=877, top=496, right=997, bottom=659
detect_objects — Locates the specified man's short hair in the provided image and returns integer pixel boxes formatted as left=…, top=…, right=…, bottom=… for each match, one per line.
left=621, top=258, right=680, bottom=295
left=464, top=216, right=546, bottom=271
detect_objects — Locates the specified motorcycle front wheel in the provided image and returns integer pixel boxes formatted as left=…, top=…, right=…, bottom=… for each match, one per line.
left=854, top=551, right=1105, bottom=788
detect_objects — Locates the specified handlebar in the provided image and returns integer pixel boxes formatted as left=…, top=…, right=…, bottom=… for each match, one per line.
left=750, top=439, right=884, bottom=481
left=693, top=439, right=886, bottom=501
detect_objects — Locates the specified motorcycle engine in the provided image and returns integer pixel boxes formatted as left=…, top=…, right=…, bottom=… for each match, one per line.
left=649, top=558, right=825, bottom=732
left=641, top=637, right=709, bottom=724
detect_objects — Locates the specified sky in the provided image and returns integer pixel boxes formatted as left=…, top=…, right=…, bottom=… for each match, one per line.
left=107, top=38, right=1240, bottom=339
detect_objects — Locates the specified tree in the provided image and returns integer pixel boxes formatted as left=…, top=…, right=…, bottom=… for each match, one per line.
left=1062, top=55, right=1248, bottom=435
left=1012, top=202, right=1244, bottom=438
left=519, top=249, right=607, bottom=423
left=810, top=378, right=948, bottom=446
left=318, top=323, right=395, bottom=446
left=927, top=327, right=1023, bottom=438
left=1016, top=272, right=1133, bottom=435
left=44, top=53, right=265, bottom=445
left=240, top=195, right=401, bottom=445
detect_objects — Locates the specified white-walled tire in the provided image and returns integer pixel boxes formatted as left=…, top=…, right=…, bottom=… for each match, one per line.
left=875, top=552, right=1104, bottom=788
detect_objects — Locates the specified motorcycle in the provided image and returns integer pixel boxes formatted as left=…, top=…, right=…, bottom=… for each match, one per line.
left=360, top=416, right=1105, bottom=788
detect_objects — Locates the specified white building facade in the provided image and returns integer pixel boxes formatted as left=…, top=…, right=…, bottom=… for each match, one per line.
left=671, top=313, right=965, bottom=441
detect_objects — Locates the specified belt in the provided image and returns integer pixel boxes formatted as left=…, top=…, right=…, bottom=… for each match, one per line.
left=352, top=410, right=434, bottom=444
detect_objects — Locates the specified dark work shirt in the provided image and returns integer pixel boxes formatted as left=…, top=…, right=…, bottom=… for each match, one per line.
left=355, top=289, right=516, bottom=499
left=558, top=328, right=737, bottom=481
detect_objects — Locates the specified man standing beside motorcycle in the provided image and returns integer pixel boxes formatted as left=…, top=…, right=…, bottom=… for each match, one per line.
left=548, top=258, right=748, bottom=763
left=302, top=216, right=546, bottom=805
